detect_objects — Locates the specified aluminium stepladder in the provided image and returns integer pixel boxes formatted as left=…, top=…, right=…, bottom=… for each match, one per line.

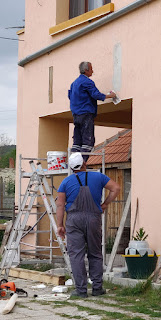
left=0, top=160, right=73, bottom=281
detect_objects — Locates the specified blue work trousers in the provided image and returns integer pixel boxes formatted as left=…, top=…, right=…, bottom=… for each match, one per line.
left=71, top=113, right=95, bottom=162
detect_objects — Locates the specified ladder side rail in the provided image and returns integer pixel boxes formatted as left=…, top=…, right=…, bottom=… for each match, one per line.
left=101, top=149, right=106, bottom=267
left=49, top=223, right=53, bottom=263
left=0, top=183, right=39, bottom=276
left=68, top=147, right=72, bottom=176
left=19, top=154, right=22, bottom=210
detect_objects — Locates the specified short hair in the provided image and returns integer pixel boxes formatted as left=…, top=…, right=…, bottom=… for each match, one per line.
left=79, top=61, right=90, bottom=74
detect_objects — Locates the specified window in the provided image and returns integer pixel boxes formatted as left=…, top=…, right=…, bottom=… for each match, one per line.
left=69, top=0, right=111, bottom=19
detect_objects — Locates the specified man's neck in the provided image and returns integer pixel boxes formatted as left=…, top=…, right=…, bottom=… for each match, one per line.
left=81, top=73, right=90, bottom=78
left=74, top=165, right=87, bottom=173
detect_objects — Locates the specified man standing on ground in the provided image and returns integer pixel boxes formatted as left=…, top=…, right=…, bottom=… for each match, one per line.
left=56, top=152, right=120, bottom=298
left=68, top=62, right=116, bottom=162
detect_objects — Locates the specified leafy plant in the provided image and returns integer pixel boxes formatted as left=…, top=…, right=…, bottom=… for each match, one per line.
left=106, top=236, right=115, bottom=253
left=133, top=227, right=148, bottom=241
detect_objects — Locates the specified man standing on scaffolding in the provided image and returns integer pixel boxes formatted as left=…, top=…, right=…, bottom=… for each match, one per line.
left=68, top=61, right=116, bottom=162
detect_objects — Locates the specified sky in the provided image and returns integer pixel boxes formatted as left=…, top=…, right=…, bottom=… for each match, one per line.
left=0, top=0, right=25, bottom=144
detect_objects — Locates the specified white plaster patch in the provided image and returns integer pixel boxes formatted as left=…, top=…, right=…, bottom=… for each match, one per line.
left=113, top=43, right=122, bottom=92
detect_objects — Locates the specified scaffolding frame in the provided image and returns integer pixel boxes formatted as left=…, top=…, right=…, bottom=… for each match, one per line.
left=17, top=150, right=106, bottom=266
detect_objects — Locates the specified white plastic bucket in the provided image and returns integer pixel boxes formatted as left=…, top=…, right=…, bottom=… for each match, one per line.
left=47, top=151, right=67, bottom=170
left=125, top=240, right=153, bottom=256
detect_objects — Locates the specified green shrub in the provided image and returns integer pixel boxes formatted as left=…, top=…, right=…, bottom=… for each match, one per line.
left=6, top=180, right=15, bottom=195
left=106, top=236, right=115, bottom=253
left=0, top=148, right=16, bottom=168
left=0, top=230, right=4, bottom=246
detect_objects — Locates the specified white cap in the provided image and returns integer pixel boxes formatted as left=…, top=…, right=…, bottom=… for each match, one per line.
left=69, top=152, right=83, bottom=170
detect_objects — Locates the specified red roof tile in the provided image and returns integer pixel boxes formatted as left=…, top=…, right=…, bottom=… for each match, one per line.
left=87, top=129, right=132, bottom=165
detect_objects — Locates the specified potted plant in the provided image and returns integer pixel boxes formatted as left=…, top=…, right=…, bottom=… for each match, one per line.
left=133, top=227, right=148, bottom=241
left=123, top=228, right=159, bottom=279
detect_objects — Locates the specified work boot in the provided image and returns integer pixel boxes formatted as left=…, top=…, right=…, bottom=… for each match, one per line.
left=70, top=289, right=88, bottom=298
left=92, top=288, right=106, bottom=296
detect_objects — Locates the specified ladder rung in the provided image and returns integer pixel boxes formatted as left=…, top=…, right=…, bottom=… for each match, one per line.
left=28, top=230, right=50, bottom=233
left=21, top=211, right=45, bottom=215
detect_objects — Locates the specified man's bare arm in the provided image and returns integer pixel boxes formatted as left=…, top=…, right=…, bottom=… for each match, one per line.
left=101, top=179, right=120, bottom=210
left=56, top=192, right=66, bottom=239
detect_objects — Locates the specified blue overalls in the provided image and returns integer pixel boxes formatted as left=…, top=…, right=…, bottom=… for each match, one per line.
left=66, top=172, right=103, bottom=295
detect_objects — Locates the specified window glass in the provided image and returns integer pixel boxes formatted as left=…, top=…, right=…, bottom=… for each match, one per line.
left=88, top=0, right=104, bottom=11
left=69, top=0, right=111, bottom=19
left=69, top=0, right=85, bottom=19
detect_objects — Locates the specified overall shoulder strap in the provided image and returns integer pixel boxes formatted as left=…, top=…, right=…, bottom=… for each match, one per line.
left=75, top=174, right=82, bottom=186
left=85, top=172, right=88, bottom=186
left=75, top=172, right=88, bottom=186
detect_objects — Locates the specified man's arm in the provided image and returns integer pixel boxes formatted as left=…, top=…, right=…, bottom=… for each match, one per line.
left=56, top=192, right=66, bottom=239
left=85, top=80, right=116, bottom=101
left=101, top=179, right=120, bottom=210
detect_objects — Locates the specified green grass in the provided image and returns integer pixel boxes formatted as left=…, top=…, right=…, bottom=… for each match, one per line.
left=0, top=219, right=7, bottom=223
left=19, top=263, right=54, bottom=272
left=55, top=314, right=83, bottom=319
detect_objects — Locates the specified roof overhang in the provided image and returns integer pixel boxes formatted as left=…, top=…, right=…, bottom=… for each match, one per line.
left=40, top=98, right=132, bottom=129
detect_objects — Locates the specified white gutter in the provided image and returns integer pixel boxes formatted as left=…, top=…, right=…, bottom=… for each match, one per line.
left=18, top=0, right=153, bottom=67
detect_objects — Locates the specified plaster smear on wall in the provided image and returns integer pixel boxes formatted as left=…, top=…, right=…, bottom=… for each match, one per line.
left=113, top=42, right=122, bottom=92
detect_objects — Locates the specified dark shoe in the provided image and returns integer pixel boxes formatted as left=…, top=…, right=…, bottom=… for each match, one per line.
left=92, top=288, right=106, bottom=296
left=70, top=289, right=88, bottom=298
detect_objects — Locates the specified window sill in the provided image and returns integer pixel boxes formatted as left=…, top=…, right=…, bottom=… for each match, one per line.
left=49, top=3, right=114, bottom=36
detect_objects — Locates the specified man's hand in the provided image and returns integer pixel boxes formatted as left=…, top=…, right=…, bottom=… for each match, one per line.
left=57, top=226, right=66, bottom=240
left=110, top=91, right=116, bottom=98
left=106, top=91, right=116, bottom=99
left=101, top=202, right=108, bottom=211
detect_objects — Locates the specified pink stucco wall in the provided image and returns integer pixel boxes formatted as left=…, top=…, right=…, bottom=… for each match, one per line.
left=17, top=0, right=161, bottom=253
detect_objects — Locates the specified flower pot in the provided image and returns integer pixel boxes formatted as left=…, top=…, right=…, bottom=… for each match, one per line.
left=123, top=252, right=159, bottom=279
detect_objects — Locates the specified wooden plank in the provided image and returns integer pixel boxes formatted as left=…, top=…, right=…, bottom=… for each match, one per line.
left=0, top=224, right=6, bottom=230
left=49, top=66, right=53, bottom=103
left=2, top=267, right=65, bottom=286
left=105, top=188, right=131, bottom=274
